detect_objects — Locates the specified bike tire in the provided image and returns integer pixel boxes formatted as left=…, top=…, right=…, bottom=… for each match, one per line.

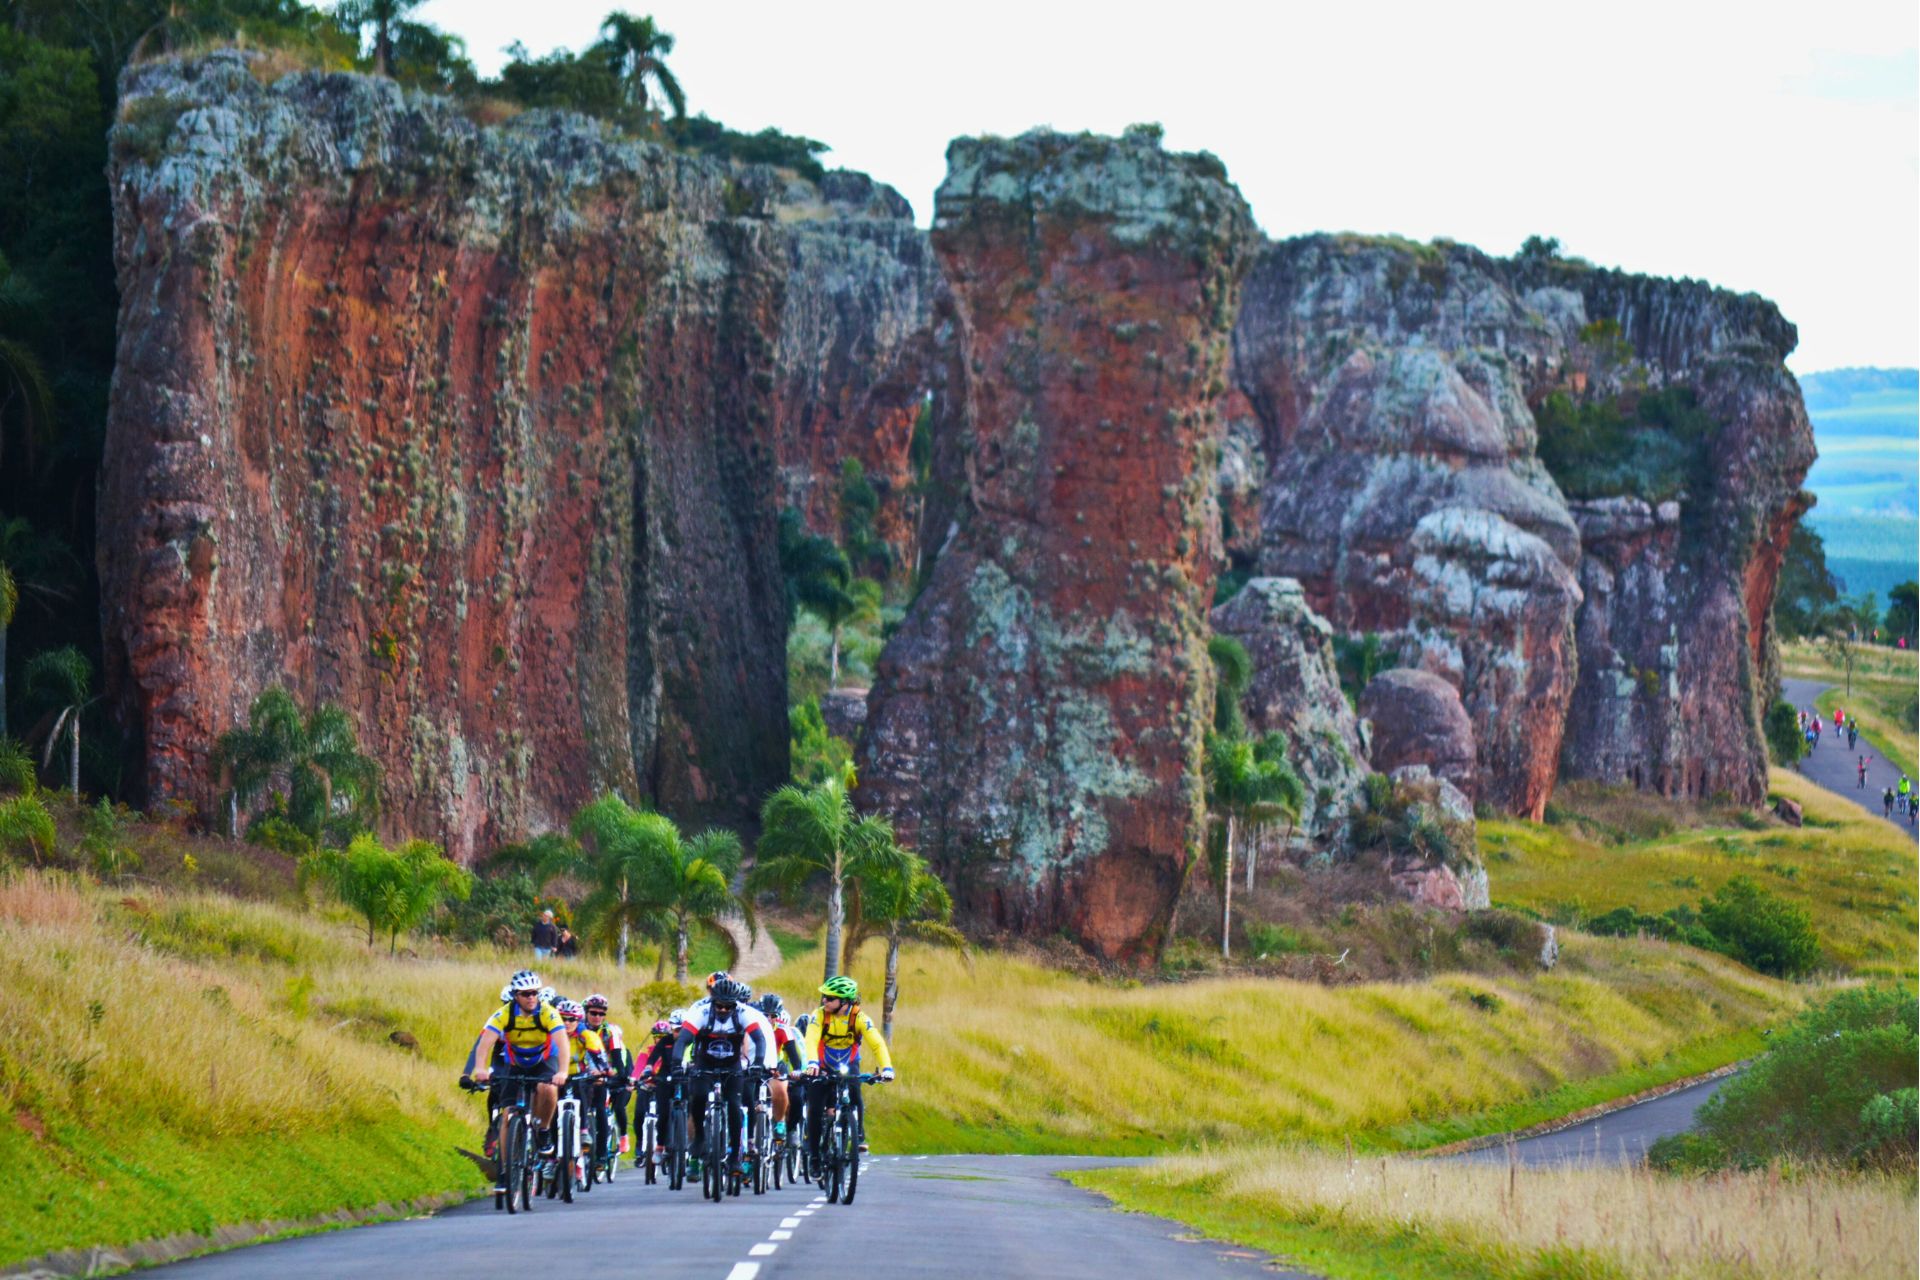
left=842, top=1112, right=860, bottom=1205
left=501, top=1111, right=523, bottom=1214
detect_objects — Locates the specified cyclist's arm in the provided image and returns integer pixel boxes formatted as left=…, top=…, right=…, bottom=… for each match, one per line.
left=802, top=1019, right=823, bottom=1069
left=550, top=1026, right=571, bottom=1081
left=745, top=1023, right=771, bottom=1070
left=860, top=1017, right=893, bottom=1073
left=670, top=1027, right=694, bottom=1067
left=466, top=1027, right=502, bottom=1078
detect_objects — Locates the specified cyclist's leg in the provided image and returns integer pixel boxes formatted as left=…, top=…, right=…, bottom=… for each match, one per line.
left=722, top=1070, right=746, bottom=1160
left=849, top=1074, right=866, bottom=1146
left=769, top=1077, right=788, bottom=1135
left=804, top=1076, right=830, bottom=1157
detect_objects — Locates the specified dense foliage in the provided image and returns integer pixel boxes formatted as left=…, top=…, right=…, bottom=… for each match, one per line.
left=1535, top=385, right=1717, bottom=504
left=1650, top=985, right=1916, bottom=1171
left=1584, top=874, right=1821, bottom=977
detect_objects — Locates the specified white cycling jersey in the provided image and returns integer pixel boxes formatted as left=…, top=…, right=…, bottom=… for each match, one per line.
left=680, top=996, right=774, bottom=1070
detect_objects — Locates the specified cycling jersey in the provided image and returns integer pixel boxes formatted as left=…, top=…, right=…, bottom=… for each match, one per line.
left=678, top=997, right=773, bottom=1070
left=767, top=1017, right=810, bottom=1073
left=566, top=1024, right=611, bottom=1077
left=483, top=1000, right=566, bottom=1066
left=802, top=1004, right=891, bottom=1073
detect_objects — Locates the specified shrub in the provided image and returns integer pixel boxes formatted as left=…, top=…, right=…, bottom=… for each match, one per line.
left=1764, top=700, right=1808, bottom=768
left=81, top=799, right=139, bottom=881
left=1650, top=985, right=1917, bottom=1171
left=0, top=792, right=56, bottom=862
left=1698, top=875, right=1820, bottom=977
left=1244, top=921, right=1308, bottom=957
left=439, top=869, right=543, bottom=946
left=299, top=835, right=473, bottom=953
left=1535, top=386, right=1716, bottom=504
left=629, top=980, right=699, bottom=1022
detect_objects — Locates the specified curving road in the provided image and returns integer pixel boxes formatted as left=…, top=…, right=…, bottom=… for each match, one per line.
left=1781, top=677, right=1918, bottom=843
left=1450, top=1075, right=1730, bottom=1166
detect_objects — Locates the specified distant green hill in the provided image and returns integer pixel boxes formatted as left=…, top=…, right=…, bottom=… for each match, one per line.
left=1798, top=368, right=1916, bottom=599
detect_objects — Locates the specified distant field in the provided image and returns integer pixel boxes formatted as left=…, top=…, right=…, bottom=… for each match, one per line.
left=1799, top=370, right=1917, bottom=600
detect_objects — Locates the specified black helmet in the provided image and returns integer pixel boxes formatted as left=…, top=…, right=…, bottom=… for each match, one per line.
left=711, top=978, right=750, bottom=1006
left=756, top=993, right=786, bottom=1020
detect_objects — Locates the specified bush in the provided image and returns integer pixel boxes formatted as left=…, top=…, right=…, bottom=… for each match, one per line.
left=629, top=980, right=699, bottom=1023
left=439, top=870, right=543, bottom=946
left=1650, top=985, right=1917, bottom=1172
left=1535, top=387, right=1716, bottom=504
left=1244, top=922, right=1308, bottom=957
left=1764, top=700, right=1808, bottom=768
left=1698, top=876, right=1820, bottom=977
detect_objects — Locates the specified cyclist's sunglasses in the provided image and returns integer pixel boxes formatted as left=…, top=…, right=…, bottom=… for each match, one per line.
left=560, top=1013, right=580, bottom=1022
left=712, top=1002, right=736, bottom=1014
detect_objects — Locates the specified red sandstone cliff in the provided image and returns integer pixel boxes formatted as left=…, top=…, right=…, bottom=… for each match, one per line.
left=854, top=128, right=1257, bottom=964
left=100, top=54, right=926, bottom=855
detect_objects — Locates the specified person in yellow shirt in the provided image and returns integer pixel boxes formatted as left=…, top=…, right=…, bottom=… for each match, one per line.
left=557, top=998, right=616, bottom=1175
left=466, top=969, right=570, bottom=1157
left=802, top=975, right=893, bottom=1158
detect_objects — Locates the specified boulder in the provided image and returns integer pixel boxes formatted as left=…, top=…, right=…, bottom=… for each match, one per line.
left=818, top=688, right=869, bottom=744
left=1360, top=669, right=1477, bottom=799
left=857, top=127, right=1258, bottom=965
left=1209, top=577, right=1368, bottom=846
left=1773, top=796, right=1803, bottom=827
left=1382, top=765, right=1489, bottom=911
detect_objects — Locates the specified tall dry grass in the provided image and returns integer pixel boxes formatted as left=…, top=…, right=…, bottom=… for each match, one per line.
left=1096, top=1145, right=1918, bottom=1280
left=756, top=925, right=1795, bottom=1151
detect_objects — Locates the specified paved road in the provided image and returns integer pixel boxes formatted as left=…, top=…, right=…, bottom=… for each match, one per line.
left=1781, top=677, right=1917, bottom=842
left=143, top=1156, right=1305, bottom=1280
left=1450, top=1075, right=1730, bottom=1166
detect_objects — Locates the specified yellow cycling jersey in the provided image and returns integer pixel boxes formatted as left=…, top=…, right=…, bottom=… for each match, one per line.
left=802, top=1004, right=892, bottom=1073
left=566, top=1025, right=607, bottom=1076
left=484, top=1000, right=565, bottom=1063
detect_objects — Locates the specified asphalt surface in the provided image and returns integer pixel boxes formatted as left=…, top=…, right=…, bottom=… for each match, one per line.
left=1780, top=677, right=1918, bottom=842
left=142, top=1155, right=1306, bottom=1280
left=1450, top=1075, right=1730, bottom=1166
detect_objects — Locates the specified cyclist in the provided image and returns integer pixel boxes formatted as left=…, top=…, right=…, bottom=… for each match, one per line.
left=464, top=970, right=569, bottom=1159
left=755, top=992, right=809, bottom=1146
left=802, top=976, right=892, bottom=1160
left=635, top=1014, right=682, bottom=1165
left=583, top=994, right=634, bottom=1155
left=673, top=977, right=773, bottom=1179
left=557, top=998, right=614, bottom=1177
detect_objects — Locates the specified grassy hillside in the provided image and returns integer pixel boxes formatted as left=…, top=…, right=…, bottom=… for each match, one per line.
left=1074, top=1146, right=1916, bottom=1280
left=0, top=857, right=1806, bottom=1266
left=1781, top=638, right=1918, bottom=772
left=1480, top=771, right=1916, bottom=979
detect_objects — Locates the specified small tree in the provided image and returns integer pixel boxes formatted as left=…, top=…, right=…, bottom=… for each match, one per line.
left=848, top=850, right=964, bottom=1041
left=334, top=0, right=425, bottom=77
left=24, top=645, right=90, bottom=799
left=1699, top=876, right=1820, bottom=978
left=1204, top=730, right=1300, bottom=958
left=790, top=697, right=854, bottom=787
left=81, top=798, right=139, bottom=881
left=301, top=834, right=472, bottom=953
left=213, top=687, right=380, bottom=844
left=570, top=795, right=670, bottom=969
left=751, top=779, right=910, bottom=982
left=665, top=828, right=750, bottom=984
left=1765, top=700, right=1808, bottom=770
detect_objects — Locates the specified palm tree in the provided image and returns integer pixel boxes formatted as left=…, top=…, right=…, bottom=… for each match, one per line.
left=570, top=794, right=667, bottom=969
left=663, top=828, right=751, bottom=984
left=0, top=517, right=78, bottom=740
left=751, top=779, right=910, bottom=982
left=1243, top=733, right=1303, bottom=894
left=847, top=851, right=965, bottom=1040
left=817, top=576, right=882, bottom=688
left=595, top=12, right=685, bottom=119
left=1204, top=730, right=1300, bottom=959
left=211, top=687, right=379, bottom=843
left=24, top=646, right=90, bottom=800
left=336, top=0, right=425, bottom=77
left=300, top=833, right=472, bottom=952
left=0, top=254, right=55, bottom=482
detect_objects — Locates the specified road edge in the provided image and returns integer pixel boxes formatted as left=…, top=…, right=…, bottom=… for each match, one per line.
left=1412, top=1059, right=1746, bottom=1158
left=0, top=1188, right=485, bottom=1279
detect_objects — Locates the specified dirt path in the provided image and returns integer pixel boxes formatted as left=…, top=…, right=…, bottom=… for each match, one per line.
left=718, top=912, right=786, bottom=982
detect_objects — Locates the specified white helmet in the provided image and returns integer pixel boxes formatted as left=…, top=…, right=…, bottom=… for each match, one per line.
left=508, top=970, right=541, bottom=994
left=538, top=985, right=557, bottom=1005
left=557, top=998, right=584, bottom=1018
left=498, top=984, right=513, bottom=1002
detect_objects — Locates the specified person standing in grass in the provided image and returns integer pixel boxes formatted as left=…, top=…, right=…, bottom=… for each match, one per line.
left=532, top=909, right=557, bottom=959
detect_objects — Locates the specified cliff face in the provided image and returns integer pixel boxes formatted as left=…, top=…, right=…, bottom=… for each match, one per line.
left=1231, top=236, right=1581, bottom=819
left=771, top=173, right=943, bottom=574
left=1229, top=236, right=1814, bottom=815
left=1521, top=266, right=1816, bottom=802
left=101, top=54, right=923, bottom=853
left=856, top=128, right=1256, bottom=964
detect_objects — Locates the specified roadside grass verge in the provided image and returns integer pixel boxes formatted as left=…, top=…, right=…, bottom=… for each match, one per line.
left=0, top=871, right=637, bottom=1269
left=1071, top=1147, right=1917, bottom=1280
left=1482, top=770, right=1916, bottom=978
left=759, top=932, right=1797, bottom=1155
left=1781, top=638, right=1918, bottom=771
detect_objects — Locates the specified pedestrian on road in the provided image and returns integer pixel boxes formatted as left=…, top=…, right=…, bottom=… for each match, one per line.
left=1884, top=786, right=1897, bottom=818
left=1847, top=725, right=1858, bottom=751
left=1834, top=707, right=1844, bottom=730
left=532, top=909, right=557, bottom=959
left=1901, top=774, right=1913, bottom=805
left=1858, top=755, right=1869, bottom=788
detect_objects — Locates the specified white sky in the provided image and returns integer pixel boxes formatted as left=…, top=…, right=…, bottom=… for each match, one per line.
left=414, top=0, right=1919, bottom=373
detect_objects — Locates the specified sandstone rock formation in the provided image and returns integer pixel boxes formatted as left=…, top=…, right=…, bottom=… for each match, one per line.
left=856, top=127, right=1256, bottom=964
left=1359, top=668, right=1476, bottom=800
left=1381, top=765, right=1489, bottom=911
left=1231, top=237, right=1581, bottom=819
left=771, top=173, right=942, bottom=577
left=1209, top=577, right=1366, bottom=846
left=100, top=54, right=927, bottom=854
left=1515, top=265, right=1817, bottom=804
left=1230, top=234, right=1813, bottom=814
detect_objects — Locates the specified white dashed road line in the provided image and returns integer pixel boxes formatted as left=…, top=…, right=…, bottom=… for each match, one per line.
left=722, top=1173, right=877, bottom=1277
left=724, top=1266, right=759, bottom=1280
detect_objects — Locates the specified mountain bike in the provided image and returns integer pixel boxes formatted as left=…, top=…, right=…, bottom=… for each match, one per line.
left=745, top=1067, right=775, bottom=1195
left=580, top=1076, right=615, bottom=1187
left=634, top=1081, right=660, bottom=1185
left=660, top=1072, right=691, bottom=1191
left=786, top=1082, right=811, bottom=1185
left=692, top=1070, right=732, bottom=1203
left=816, top=1069, right=884, bottom=1206
left=463, top=1071, right=542, bottom=1214
left=540, top=1089, right=583, bottom=1202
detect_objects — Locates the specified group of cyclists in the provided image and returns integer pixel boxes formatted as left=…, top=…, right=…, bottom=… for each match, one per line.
left=460, top=966, right=892, bottom=1202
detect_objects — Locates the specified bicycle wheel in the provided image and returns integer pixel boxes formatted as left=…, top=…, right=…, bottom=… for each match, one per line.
left=517, top=1113, right=535, bottom=1212
left=500, top=1111, right=523, bottom=1214
left=842, top=1110, right=860, bottom=1205
left=557, top=1109, right=576, bottom=1203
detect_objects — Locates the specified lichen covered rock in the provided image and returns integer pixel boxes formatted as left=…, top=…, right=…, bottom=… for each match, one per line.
left=1208, top=577, right=1367, bottom=846
left=857, top=128, right=1256, bottom=964
left=1359, top=668, right=1476, bottom=800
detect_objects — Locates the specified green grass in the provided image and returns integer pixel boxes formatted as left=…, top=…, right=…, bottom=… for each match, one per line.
left=1072, top=1148, right=1916, bottom=1280
left=1782, top=638, right=1918, bottom=772
left=1482, top=771, right=1916, bottom=978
